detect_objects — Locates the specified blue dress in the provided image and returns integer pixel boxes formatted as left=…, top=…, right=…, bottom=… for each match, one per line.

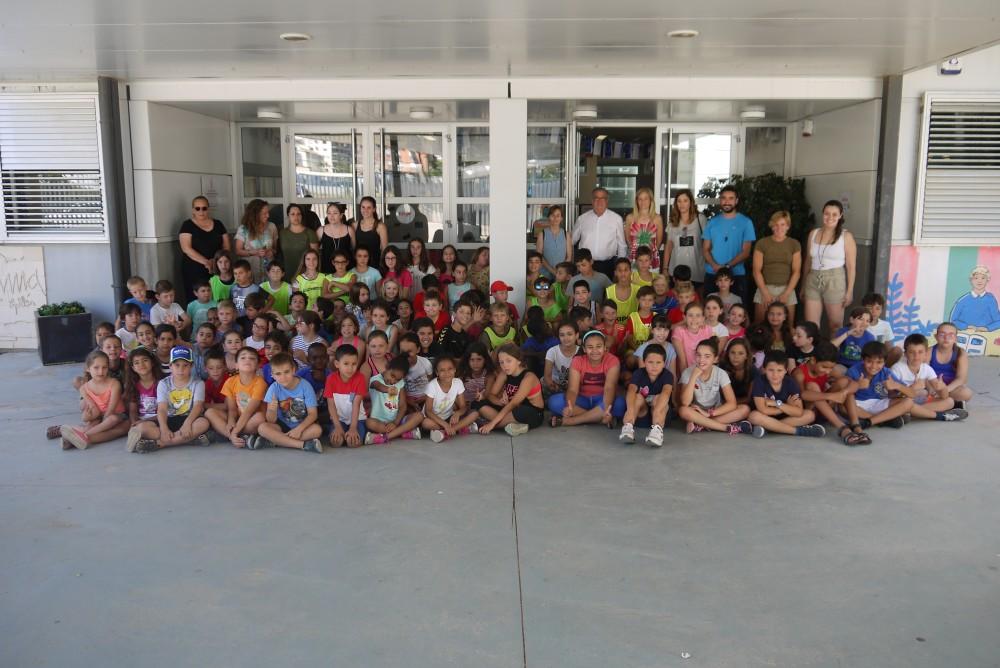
left=541, top=227, right=568, bottom=278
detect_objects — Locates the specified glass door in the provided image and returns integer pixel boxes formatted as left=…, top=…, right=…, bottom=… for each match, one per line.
left=287, top=128, right=366, bottom=229
left=654, top=126, right=738, bottom=217
left=375, top=126, right=450, bottom=247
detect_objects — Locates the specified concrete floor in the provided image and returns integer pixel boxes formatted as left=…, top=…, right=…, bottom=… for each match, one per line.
left=2, top=351, right=999, bottom=668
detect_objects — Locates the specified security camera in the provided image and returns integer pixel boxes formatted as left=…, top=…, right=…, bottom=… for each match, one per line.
left=801, top=119, right=814, bottom=137
left=940, top=57, right=962, bottom=76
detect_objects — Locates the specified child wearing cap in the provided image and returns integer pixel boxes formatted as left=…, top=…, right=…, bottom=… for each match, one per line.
left=127, top=346, right=212, bottom=453
left=490, top=280, right=520, bottom=323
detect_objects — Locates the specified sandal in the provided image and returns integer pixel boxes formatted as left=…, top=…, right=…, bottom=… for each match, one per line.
left=839, top=425, right=866, bottom=446
left=46, top=425, right=61, bottom=440
left=549, top=415, right=563, bottom=428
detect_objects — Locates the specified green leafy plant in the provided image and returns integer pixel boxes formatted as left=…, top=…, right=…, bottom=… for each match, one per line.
left=698, top=173, right=815, bottom=244
left=37, top=301, right=86, bottom=316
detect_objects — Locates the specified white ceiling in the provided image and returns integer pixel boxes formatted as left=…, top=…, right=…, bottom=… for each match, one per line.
left=1, top=0, right=999, bottom=81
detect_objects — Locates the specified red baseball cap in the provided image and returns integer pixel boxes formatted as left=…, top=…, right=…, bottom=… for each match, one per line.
left=490, top=280, right=514, bottom=294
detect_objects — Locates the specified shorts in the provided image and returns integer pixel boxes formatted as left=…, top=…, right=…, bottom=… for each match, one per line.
left=753, top=284, right=798, bottom=305
left=802, top=268, right=847, bottom=304
left=476, top=400, right=546, bottom=429
left=166, top=415, right=189, bottom=431
left=547, top=393, right=627, bottom=419
left=856, top=397, right=890, bottom=415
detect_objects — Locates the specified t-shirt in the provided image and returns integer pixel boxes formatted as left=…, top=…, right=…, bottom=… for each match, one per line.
left=156, top=376, right=206, bottom=417
left=294, top=273, right=329, bottom=309
left=405, top=355, right=433, bottom=398
left=209, top=275, right=234, bottom=303
left=124, top=297, right=153, bottom=320
left=352, top=267, right=382, bottom=293
left=633, top=340, right=678, bottom=368
left=264, top=378, right=318, bottom=426
left=135, top=381, right=158, bottom=420
left=751, top=374, right=801, bottom=403
left=545, top=345, right=578, bottom=389
left=204, top=375, right=227, bottom=405
left=277, top=227, right=319, bottom=283
left=703, top=213, right=756, bottom=276
left=323, top=372, right=368, bottom=423
left=221, top=374, right=267, bottom=413
left=868, top=319, right=895, bottom=344
left=571, top=353, right=620, bottom=397
left=116, top=327, right=139, bottom=351
left=836, top=327, right=876, bottom=366
left=437, top=325, right=471, bottom=358
left=369, top=373, right=405, bottom=422
left=846, top=363, right=900, bottom=402
left=244, top=336, right=266, bottom=351
left=629, top=368, right=674, bottom=402
left=186, top=299, right=217, bottom=330
left=230, top=283, right=260, bottom=316
left=260, top=280, right=291, bottom=315
left=569, top=272, right=612, bottom=301
left=671, top=325, right=715, bottom=370
left=754, top=235, right=801, bottom=286
left=679, top=365, right=731, bottom=409
left=522, top=335, right=558, bottom=355
left=327, top=272, right=355, bottom=304
left=447, top=282, right=472, bottom=308
left=890, top=361, right=937, bottom=387
left=425, top=378, right=465, bottom=419
left=150, top=302, right=185, bottom=326
left=708, top=291, right=743, bottom=309
left=726, top=365, right=758, bottom=400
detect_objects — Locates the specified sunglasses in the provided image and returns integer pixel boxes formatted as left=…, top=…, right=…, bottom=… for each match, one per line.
left=193, top=206, right=209, bottom=211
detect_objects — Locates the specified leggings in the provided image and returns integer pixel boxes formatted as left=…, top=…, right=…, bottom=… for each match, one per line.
left=547, top=393, right=626, bottom=418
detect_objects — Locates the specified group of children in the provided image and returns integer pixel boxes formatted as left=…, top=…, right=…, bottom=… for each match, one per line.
left=49, top=244, right=973, bottom=454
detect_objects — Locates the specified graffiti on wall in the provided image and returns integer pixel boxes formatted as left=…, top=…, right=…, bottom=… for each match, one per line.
left=887, top=245, right=1000, bottom=356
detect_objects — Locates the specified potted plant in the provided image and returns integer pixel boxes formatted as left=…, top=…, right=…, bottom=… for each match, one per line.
left=35, top=301, right=93, bottom=365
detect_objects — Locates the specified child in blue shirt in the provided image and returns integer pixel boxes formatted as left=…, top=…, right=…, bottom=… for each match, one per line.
left=833, top=306, right=875, bottom=370
left=253, top=352, right=323, bottom=452
left=844, top=340, right=912, bottom=429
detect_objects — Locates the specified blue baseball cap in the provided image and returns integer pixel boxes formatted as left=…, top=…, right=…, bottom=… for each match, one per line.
left=169, top=346, right=193, bottom=364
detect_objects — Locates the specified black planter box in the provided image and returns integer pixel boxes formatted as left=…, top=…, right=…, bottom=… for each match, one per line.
left=36, top=312, right=93, bottom=365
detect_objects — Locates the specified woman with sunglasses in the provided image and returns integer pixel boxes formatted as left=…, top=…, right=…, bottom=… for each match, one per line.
left=179, top=195, right=230, bottom=301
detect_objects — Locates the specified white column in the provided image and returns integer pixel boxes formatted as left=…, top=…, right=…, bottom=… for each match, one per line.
left=489, top=98, right=528, bottom=313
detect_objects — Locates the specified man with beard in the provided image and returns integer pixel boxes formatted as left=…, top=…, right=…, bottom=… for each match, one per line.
left=702, top=184, right=756, bottom=301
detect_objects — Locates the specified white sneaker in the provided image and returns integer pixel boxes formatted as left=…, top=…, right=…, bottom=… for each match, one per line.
left=618, top=422, right=635, bottom=444
left=645, top=424, right=664, bottom=448
left=430, top=429, right=446, bottom=443
left=126, top=424, right=142, bottom=452
left=364, top=431, right=375, bottom=445
left=410, top=427, right=422, bottom=440
left=468, top=422, right=479, bottom=434
left=504, top=422, right=529, bottom=437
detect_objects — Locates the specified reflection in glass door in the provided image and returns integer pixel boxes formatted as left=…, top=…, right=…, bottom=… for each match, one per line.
left=656, top=129, right=736, bottom=217
left=375, top=129, right=448, bottom=247
left=290, top=130, right=365, bottom=227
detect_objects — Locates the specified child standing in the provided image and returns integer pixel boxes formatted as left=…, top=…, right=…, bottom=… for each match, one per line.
left=671, top=302, right=715, bottom=372
left=205, top=347, right=267, bottom=447
left=568, top=280, right=598, bottom=320
left=748, top=350, right=826, bottom=438
left=707, top=266, right=742, bottom=309
left=322, top=250, right=355, bottom=304
left=553, top=262, right=575, bottom=312
left=526, top=252, right=544, bottom=299
left=260, top=262, right=292, bottom=317
left=619, top=343, right=674, bottom=447
left=150, top=280, right=192, bottom=334
left=136, top=321, right=156, bottom=352
left=252, top=352, right=324, bottom=452
left=490, top=280, right=521, bottom=323
left=832, top=307, right=875, bottom=371
left=128, top=347, right=212, bottom=453
left=630, top=246, right=657, bottom=287
left=650, top=274, right=677, bottom=317
left=843, top=341, right=913, bottom=429
left=423, top=355, right=480, bottom=442
left=229, top=260, right=261, bottom=317
left=209, top=251, right=235, bottom=303
left=891, top=333, right=968, bottom=422
left=569, top=249, right=612, bottom=301
left=527, top=276, right=562, bottom=324
left=547, top=330, right=626, bottom=428
left=447, top=261, right=472, bottom=308
left=365, top=356, right=424, bottom=444
left=60, top=351, right=130, bottom=449
left=596, top=300, right=627, bottom=356
left=929, top=322, right=973, bottom=409
left=667, top=284, right=697, bottom=325
left=293, top=250, right=330, bottom=310
left=677, top=337, right=754, bottom=435
left=351, top=247, right=382, bottom=293
left=324, top=344, right=369, bottom=448
left=186, top=281, right=218, bottom=331
left=476, top=344, right=546, bottom=436
left=124, top=275, right=154, bottom=321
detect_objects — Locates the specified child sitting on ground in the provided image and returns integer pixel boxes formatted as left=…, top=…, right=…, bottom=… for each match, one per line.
left=568, top=280, right=598, bottom=320
left=476, top=344, right=546, bottom=437
left=632, top=315, right=678, bottom=378
left=890, top=333, right=968, bottom=422
left=399, top=333, right=433, bottom=414
left=128, top=347, right=212, bottom=453
left=667, top=283, right=697, bottom=325
left=793, top=340, right=869, bottom=445
left=929, top=322, right=973, bottom=410
left=59, top=350, right=130, bottom=450
left=677, top=337, right=753, bottom=436
left=324, top=344, right=368, bottom=448
left=619, top=343, right=674, bottom=448
left=832, top=307, right=875, bottom=372
left=123, top=347, right=164, bottom=432
left=596, top=300, right=626, bottom=356
left=650, top=274, right=676, bottom=317
left=748, top=350, right=826, bottom=439
left=480, top=302, right=519, bottom=355
left=841, top=341, right=913, bottom=430
left=719, top=337, right=756, bottom=406
left=422, top=355, right=480, bottom=442
left=204, top=347, right=267, bottom=448
left=547, top=330, right=625, bottom=428
left=459, top=342, right=496, bottom=406
left=543, top=321, right=579, bottom=397
left=252, top=352, right=324, bottom=452
left=365, top=355, right=424, bottom=444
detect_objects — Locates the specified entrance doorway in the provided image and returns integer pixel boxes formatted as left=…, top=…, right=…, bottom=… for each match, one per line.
left=574, top=126, right=656, bottom=220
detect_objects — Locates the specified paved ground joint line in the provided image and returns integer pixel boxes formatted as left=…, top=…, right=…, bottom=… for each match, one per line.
left=511, top=436, right=527, bottom=668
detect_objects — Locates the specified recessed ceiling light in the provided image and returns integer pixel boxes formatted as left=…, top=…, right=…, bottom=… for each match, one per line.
left=257, top=106, right=283, bottom=120
left=573, top=105, right=598, bottom=120
left=667, top=29, right=699, bottom=39
left=409, top=106, right=434, bottom=120
left=280, top=32, right=312, bottom=42
left=740, top=105, right=766, bottom=120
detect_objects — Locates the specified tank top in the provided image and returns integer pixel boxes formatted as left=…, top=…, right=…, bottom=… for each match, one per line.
left=810, top=229, right=847, bottom=271
left=295, top=273, right=328, bottom=309
left=319, top=226, right=353, bottom=272
left=628, top=216, right=660, bottom=270
left=484, top=325, right=517, bottom=350
left=929, top=344, right=958, bottom=384
left=503, top=370, right=541, bottom=401
left=367, top=355, right=386, bottom=377
left=85, top=383, right=125, bottom=414
left=796, top=363, right=830, bottom=391
left=541, top=227, right=567, bottom=277
left=605, top=284, right=638, bottom=324
left=355, top=221, right=382, bottom=263
left=628, top=312, right=653, bottom=345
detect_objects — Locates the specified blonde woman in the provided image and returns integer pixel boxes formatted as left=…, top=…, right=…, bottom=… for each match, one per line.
left=624, top=187, right=663, bottom=272
left=662, top=189, right=706, bottom=284
left=751, top=211, right=802, bottom=323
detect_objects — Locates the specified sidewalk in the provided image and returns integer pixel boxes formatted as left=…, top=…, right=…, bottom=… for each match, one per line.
left=1, top=351, right=998, bottom=667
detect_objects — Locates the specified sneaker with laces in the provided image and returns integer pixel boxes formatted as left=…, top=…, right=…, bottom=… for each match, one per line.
left=879, top=416, right=905, bottom=429
left=190, top=434, right=211, bottom=447
left=733, top=420, right=758, bottom=437
left=939, top=408, right=968, bottom=421
left=429, top=429, right=446, bottom=443
left=371, top=433, right=389, bottom=444
left=505, top=422, right=529, bottom=437
left=133, top=438, right=159, bottom=454
left=60, top=425, right=90, bottom=450
left=126, top=425, right=143, bottom=452
left=619, top=422, right=636, bottom=444
left=645, top=424, right=664, bottom=448
left=364, top=431, right=376, bottom=445
left=302, top=438, right=323, bottom=453
left=253, top=435, right=275, bottom=449
left=468, top=422, right=479, bottom=435
left=796, top=424, right=826, bottom=438
left=204, top=429, right=221, bottom=443
left=685, top=422, right=704, bottom=434
left=243, top=434, right=258, bottom=449
left=402, top=427, right=422, bottom=440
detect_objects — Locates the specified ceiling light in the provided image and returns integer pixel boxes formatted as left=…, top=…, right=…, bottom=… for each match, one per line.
left=667, top=29, right=699, bottom=39
left=740, top=105, right=766, bottom=120
left=573, top=105, right=598, bottom=120
left=409, top=106, right=434, bottom=120
left=257, top=106, right=283, bottom=120
left=280, top=32, right=312, bottom=42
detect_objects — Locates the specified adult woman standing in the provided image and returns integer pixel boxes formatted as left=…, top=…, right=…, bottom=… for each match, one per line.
left=277, top=203, right=319, bottom=281
left=355, top=196, right=388, bottom=265
left=235, top=199, right=278, bottom=280
left=800, top=200, right=857, bottom=336
left=662, top=189, right=705, bottom=284
left=624, top=187, right=663, bottom=271
left=178, top=195, right=230, bottom=301
left=751, top=211, right=802, bottom=324
left=317, top=202, right=354, bottom=272
left=535, top=205, right=570, bottom=278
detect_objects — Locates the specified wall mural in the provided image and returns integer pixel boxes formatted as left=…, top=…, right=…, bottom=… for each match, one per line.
left=887, top=245, right=1000, bottom=356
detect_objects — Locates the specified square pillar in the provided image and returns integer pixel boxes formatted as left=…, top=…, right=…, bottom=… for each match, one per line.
left=489, top=98, right=528, bottom=312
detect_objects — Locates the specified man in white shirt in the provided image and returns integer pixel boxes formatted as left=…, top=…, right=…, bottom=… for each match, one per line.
left=571, top=187, right=627, bottom=279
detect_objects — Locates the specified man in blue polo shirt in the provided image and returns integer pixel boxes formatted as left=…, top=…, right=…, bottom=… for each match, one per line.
left=702, top=184, right=756, bottom=301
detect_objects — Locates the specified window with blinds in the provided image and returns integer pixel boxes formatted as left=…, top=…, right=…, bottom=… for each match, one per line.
left=914, top=94, right=1000, bottom=244
left=0, top=95, right=107, bottom=240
